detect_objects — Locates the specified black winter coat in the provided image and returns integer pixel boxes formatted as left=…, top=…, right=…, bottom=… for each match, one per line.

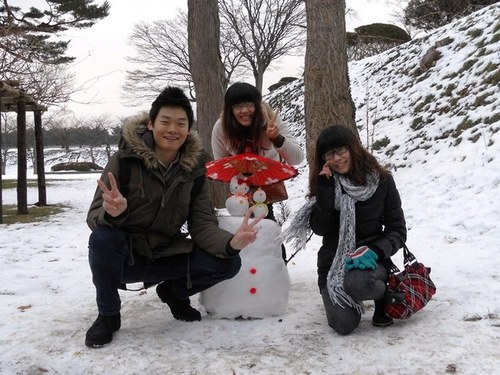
left=310, top=174, right=407, bottom=290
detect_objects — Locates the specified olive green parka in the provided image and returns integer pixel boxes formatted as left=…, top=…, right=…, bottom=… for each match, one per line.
left=87, top=114, right=234, bottom=259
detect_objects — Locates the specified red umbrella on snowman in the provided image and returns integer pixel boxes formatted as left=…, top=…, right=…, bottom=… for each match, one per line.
left=205, top=152, right=298, bottom=217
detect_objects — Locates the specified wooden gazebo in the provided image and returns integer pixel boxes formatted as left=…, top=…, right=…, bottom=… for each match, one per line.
left=0, top=80, right=48, bottom=224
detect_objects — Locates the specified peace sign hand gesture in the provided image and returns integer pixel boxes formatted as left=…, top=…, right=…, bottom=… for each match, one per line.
left=229, top=207, right=265, bottom=250
left=264, top=107, right=281, bottom=141
left=96, top=172, right=128, bottom=217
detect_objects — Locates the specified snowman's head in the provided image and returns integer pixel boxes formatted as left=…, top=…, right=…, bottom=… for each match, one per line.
left=229, top=174, right=250, bottom=195
left=252, top=188, right=267, bottom=204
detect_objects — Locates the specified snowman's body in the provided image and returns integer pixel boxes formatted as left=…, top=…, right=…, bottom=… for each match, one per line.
left=251, top=187, right=269, bottom=218
left=199, top=217, right=290, bottom=318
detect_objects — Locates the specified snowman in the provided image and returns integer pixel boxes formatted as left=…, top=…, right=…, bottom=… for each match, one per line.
left=199, top=216, right=290, bottom=318
left=251, top=187, right=269, bottom=218
left=225, top=174, right=250, bottom=216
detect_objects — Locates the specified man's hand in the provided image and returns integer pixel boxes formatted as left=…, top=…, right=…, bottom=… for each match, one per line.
left=97, top=172, right=127, bottom=217
left=229, top=207, right=265, bottom=250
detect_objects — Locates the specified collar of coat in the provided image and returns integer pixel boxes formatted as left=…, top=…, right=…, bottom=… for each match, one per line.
left=119, top=113, right=206, bottom=174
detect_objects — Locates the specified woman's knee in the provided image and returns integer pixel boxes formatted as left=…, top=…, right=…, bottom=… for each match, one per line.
left=343, top=266, right=386, bottom=301
left=330, top=319, right=358, bottom=335
left=344, top=269, right=374, bottom=299
left=321, top=287, right=360, bottom=335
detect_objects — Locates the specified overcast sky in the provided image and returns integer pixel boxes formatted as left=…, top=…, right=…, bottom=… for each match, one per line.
left=60, top=0, right=398, bottom=120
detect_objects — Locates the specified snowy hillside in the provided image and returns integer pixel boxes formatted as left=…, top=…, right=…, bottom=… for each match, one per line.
left=269, top=4, right=499, bottom=169
left=268, top=2, right=500, bottom=242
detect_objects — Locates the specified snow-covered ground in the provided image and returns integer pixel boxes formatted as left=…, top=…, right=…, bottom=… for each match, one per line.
left=1, top=4, right=499, bottom=375
left=1, top=135, right=499, bottom=374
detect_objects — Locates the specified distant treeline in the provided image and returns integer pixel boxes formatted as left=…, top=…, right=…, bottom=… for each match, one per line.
left=2, top=125, right=120, bottom=150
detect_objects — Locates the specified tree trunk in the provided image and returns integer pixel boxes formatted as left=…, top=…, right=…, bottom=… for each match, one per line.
left=255, top=70, right=264, bottom=93
left=304, top=0, right=356, bottom=170
left=188, top=0, right=227, bottom=208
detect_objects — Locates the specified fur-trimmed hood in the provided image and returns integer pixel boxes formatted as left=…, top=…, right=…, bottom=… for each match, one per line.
left=119, top=113, right=207, bottom=173
left=87, top=114, right=235, bottom=260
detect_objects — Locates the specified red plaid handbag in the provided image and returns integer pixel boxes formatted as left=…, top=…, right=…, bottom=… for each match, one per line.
left=385, top=245, right=436, bottom=319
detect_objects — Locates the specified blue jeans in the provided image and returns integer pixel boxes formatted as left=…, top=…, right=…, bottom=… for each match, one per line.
left=88, top=226, right=241, bottom=316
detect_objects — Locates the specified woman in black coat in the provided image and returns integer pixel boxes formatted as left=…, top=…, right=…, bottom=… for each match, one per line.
left=309, top=125, right=407, bottom=335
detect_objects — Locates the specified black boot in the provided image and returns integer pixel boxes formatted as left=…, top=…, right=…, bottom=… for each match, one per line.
left=85, top=313, right=121, bottom=348
left=372, top=300, right=393, bottom=327
left=156, top=282, right=201, bottom=322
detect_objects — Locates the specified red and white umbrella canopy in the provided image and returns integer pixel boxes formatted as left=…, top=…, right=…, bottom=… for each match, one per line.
left=206, top=152, right=298, bottom=186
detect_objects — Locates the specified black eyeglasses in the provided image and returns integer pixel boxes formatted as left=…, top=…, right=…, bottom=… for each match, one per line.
left=322, top=146, right=348, bottom=161
left=232, top=102, right=256, bottom=111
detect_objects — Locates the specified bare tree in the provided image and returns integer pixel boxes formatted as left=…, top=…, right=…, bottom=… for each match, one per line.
left=44, top=117, right=72, bottom=151
left=220, top=0, right=306, bottom=92
left=123, top=11, right=245, bottom=105
left=188, top=0, right=227, bottom=207
left=404, top=0, right=498, bottom=31
left=188, top=0, right=226, bottom=147
left=15, top=63, right=74, bottom=107
left=80, top=114, right=116, bottom=163
left=123, top=15, right=193, bottom=106
left=304, top=0, right=356, bottom=169
left=381, top=0, right=421, bottom=38
left=123, top=0, right=305, bottom=100
left=0, top=112, right=15, bottom=174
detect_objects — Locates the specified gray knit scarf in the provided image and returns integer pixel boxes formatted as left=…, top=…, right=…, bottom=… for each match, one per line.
left=327, top=172, right=379, bottom=314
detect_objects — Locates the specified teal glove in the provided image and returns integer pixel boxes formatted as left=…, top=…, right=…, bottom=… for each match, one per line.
left=345, top=246, right=378, bottom=271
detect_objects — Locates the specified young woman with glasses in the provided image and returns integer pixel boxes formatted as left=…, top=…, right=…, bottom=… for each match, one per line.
left=211, top=82, right=304, bottom=261
left=212, top=82, right=303, bottom=167
left=307, top=124, right=407, bottom=334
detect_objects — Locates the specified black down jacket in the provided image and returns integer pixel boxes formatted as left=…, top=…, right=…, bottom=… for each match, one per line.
left=309, top=174, right=407, bottom=290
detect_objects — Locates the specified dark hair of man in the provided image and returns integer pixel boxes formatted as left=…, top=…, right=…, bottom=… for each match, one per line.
left=308, top=125, right=390, bottom=197
left=221, top=82, right=265, bottom=153
left=149, top=86, right=194, bottom=130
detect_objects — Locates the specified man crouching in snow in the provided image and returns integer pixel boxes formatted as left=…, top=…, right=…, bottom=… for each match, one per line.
left=85, top=86, right=263, bottom=348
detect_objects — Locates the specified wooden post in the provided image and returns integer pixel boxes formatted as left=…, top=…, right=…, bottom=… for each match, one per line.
left=2, top=81, right=47, bottom=217
left=17, top=100, right=28, bottom=215
left=34, top=110, right=46, bottom=206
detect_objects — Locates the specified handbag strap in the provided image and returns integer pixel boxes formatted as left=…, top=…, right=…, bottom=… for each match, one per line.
left=402, top=244, right=417, bottom=266
left=388, top=244, right=418, bottom=274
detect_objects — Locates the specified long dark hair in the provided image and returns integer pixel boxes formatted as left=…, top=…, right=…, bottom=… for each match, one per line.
left=221, top=82, right=265, bottom=153
left=309, top=125, right=390, bottom=196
